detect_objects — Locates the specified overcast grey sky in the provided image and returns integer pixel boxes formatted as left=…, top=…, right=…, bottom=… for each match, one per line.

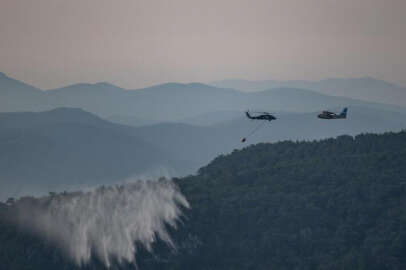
left=1, top=0, right=405, bottom=89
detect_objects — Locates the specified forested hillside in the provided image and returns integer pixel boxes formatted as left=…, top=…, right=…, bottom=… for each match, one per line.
left=1, top=131, right=406, bottom=269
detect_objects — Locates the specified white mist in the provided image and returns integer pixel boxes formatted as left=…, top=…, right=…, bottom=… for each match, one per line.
left=16, top=179, right=189, bottom=268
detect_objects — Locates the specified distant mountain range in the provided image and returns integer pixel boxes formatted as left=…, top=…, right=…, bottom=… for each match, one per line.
left=1, top=72, right=406, bottom=126
left=2, top=72, right=406, bottom=199
left=0, top=108, right=191, bottom=200
left=211, top=77, right=406, bottom=106
left=2, top=106, right=406, bottom=199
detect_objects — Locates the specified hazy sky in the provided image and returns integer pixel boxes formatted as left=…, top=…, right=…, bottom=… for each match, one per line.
left=1, top=0, right=405, bottom=89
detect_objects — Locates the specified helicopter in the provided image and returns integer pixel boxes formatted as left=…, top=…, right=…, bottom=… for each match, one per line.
left=245, top=111, right=277, bottom=121
left=241, top=111, right=277, bottom=142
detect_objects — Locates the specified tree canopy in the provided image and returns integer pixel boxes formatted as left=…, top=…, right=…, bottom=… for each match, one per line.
left=1, top=131, right=406, bottom=269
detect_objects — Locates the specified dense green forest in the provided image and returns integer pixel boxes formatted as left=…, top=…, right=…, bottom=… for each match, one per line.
left=1, top=131, right=406, bottom=269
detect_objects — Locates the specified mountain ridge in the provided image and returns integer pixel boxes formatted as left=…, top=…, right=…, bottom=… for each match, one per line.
left=0, top=108, right=191, bottom=199
left=211, top=77, right=406, bottom=106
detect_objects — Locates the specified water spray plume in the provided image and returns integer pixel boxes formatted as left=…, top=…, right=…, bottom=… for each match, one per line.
left=15, top=179, right=189, bottom=268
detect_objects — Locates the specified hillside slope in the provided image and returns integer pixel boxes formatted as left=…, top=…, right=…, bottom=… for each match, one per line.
left=1, top=131, right=406, bottom=269
left=0, top=72, right=45, bottom=112
left=170, top=132, right=406, bottom=270
left=0, top=109, right=190, bottom=199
